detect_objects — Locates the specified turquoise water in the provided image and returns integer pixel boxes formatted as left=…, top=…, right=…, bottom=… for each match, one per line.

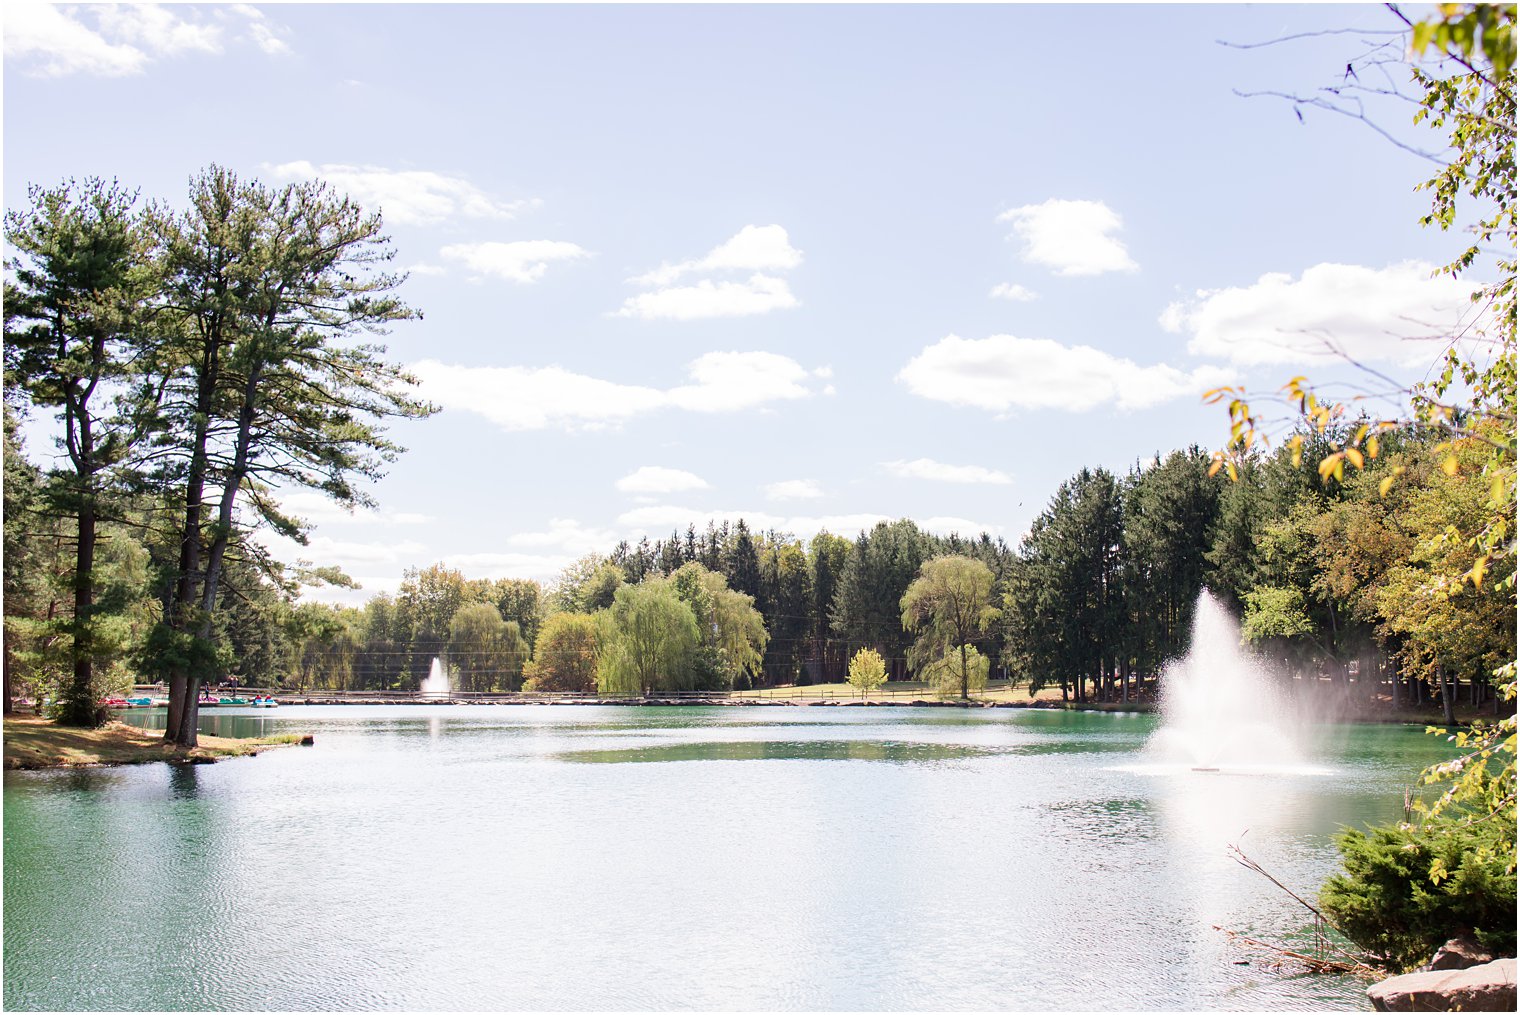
left=4, top=706, right=1447, bottom=1010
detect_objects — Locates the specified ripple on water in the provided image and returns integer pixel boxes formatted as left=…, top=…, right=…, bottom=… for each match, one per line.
left=5, top=706, right=1445, bottom=1011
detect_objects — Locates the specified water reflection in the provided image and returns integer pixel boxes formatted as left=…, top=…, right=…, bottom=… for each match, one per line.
left=556, top=738, right=1009, bottom=765
left=168, top=763, right=202, bottom=799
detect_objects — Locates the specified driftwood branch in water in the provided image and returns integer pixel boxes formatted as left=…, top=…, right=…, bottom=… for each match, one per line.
left=1221, top=838, right=1382, bottom=976
left=1212, top=926, right=1380, bottom=977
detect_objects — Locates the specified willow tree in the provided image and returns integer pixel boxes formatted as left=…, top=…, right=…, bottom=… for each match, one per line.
left=145, top=166, right=434, bottom=746
left=597, top=581, right=700, bottom=696
left=668, top=562, right=768, bottom=689
left=901, top=555, right=999, bottom=701
left=448, top=602, right=529, bottom=692
left=4, top=179, right=160, bottom=726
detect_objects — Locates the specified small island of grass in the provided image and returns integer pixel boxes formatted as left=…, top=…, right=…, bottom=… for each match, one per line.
left=2, top=715, right=309, bottom=771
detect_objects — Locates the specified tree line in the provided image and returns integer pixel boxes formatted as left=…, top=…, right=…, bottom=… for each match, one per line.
left=12, top=385, right=1507, bottom=718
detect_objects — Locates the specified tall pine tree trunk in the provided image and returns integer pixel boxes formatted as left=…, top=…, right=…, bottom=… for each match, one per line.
left=164, top=359, right=217, bottom=745
left=58, top=379, right=102, bottom=728
left=58, top=501, right=99, bottom=725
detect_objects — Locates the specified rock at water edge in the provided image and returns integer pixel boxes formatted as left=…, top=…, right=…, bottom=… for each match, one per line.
left=1367, top=957, right=1516, bottom=1012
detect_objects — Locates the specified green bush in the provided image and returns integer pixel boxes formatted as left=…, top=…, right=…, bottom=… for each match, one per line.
left=1320, top=817, right=1516, bottom=971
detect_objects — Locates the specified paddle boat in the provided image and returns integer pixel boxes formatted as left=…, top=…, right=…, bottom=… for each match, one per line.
left=251, top=695, right=279, bottom=708
left=218, top=696, right=250, bottom=706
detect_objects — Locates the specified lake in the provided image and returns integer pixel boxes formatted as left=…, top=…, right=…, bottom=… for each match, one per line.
left=3, top=705, right=1447, bottom=1011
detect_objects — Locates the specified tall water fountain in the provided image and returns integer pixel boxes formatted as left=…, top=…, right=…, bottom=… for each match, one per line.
left=1145, top=591, right=1307, bottom=773
left=420, top=657, right=452, bottom=698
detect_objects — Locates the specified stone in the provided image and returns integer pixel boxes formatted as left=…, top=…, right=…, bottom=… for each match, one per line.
left=1428, top=934, right=1496, bottom=972
left=1367, top=957, right=1516, bottom=1012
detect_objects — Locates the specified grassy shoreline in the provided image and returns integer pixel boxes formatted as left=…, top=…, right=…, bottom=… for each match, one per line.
left=2, top=715, right=308, bottom=771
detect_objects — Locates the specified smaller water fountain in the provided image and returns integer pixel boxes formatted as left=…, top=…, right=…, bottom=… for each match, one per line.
left=420, top=657, right=452, bottom=699
left=1144, top=591, right=1311, bottom=774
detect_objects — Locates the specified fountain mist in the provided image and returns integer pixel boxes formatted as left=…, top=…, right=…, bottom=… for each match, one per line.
left=421, top=657, right=452, bottom=698
left=1145, top=591, right=1306, bottom=772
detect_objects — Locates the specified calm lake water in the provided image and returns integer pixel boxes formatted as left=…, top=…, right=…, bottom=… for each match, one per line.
left=4, top=705, right=1448, bottom=1011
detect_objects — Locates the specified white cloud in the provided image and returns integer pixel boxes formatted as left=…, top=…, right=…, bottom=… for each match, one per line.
left=96, top=4, right=221, bottom=56
left=404, top=263, right=447, bottom=277
left=666, top=351, right=813, bottom=411
left=989, top=282, right=1039, bottom=302
left=897, top=334, right=1234, bottom=413
left=919, top=516, right=1004, bottom=538
left=505, top=518, right=618, bottom=558
left=620, top=225, right=803, bottom=320
left=616, top=467, right=710, bottom=495
left=631, top=225, right=803, bottom=286
left=1160, top=261, right=1483, bottom=367
left=613, top=506, right=1000, bottom=542
left=298, top=578, right=400, bottom=607
left=883, top=458, right=1012, bottom=485
left=230, top=4, right=290, bottom=54
left=412, top=350, right=822, bottom=432
left=439, top=551, right=577, bottom=583
left=997, top=199, right=1138, bottom=276
left=439, top=240, right=589, bottom=283
left=261, top=530, right=427, bottom=570
left=278, top=492, right=430, bottom=527
left=615, top=274, right=797, bottom=321
left=5, top=2, right=289, bottom=76
left=4, top=2, right=148, bottom=75
left=615, top=505, right=887, bottom=539
left=267, top=161, right=535, bottom=227
left=764, top=479, right=824, bottom=501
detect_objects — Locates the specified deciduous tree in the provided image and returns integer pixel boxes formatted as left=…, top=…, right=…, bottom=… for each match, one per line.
left=901, top=555, right=999, bottom=700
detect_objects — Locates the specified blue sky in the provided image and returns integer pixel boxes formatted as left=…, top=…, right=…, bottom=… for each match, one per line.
left=4, top=2, right=1484, bottom=604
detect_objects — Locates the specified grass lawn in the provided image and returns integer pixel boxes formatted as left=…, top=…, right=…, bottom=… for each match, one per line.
left=728, top=680, right=1085, bottom=704
left=3, top=714, right=307, bottom=770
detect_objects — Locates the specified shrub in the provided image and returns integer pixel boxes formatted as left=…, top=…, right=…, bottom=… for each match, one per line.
left=1320, top=817, right=1516, bottom=971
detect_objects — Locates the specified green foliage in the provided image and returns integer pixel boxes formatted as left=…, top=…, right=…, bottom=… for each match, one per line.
left=4, top=178, right=159, bottom=726
left=846, top=647, right=887, bottom=697
left=832, top=520, right=930, bottom=668
left=1122, top=448, right=1222, bottom=676
left=902, top=555, right=998, bottom=700
left=1320, top=818, right=1516, bottom=970
left=1241, top=585, right=1315, bottom=644
left=923, top=645, right=990, bottom=699
left=447, top=602, right=528, bottom=692
left=524, top=612, right=599, bottom=693
left=596, top=581, right=701, bottom=696
left=668, top=562, right=768, bottom=688
left=1003, top=468, right=1125, bottom=701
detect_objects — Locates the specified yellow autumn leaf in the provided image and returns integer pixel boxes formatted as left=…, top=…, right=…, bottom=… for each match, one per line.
left=1378, top=466, right=1406, bottom=497
left=1442, top=455, right=1459, bottom=476
left=1345, top=448, right=1364, bottom=470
